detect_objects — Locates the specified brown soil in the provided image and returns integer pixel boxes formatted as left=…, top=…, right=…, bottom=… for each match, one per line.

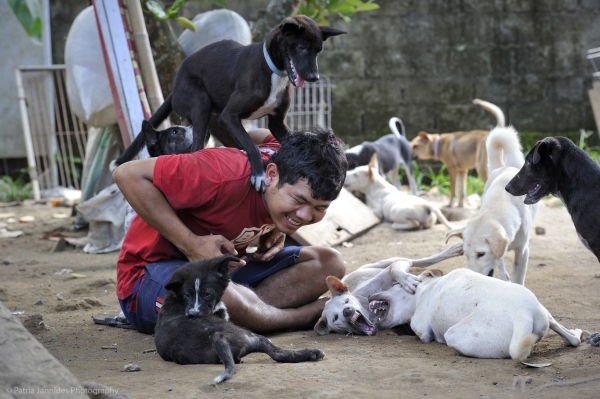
left=1, top=197, right=599, bottom=398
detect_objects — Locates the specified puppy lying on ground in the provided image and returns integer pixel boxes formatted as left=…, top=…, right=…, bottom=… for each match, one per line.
left=155, top=255, right=324, bottom=385
left=314, top=244, right=464, bottom=335
left=368, top=268, right=582, bottom=360
left=506, top=136, right=600, bottom=261
left=345, top=117, right=418, bottom=194
left=446, top=126, right=539, bottom=285
left=410, top=99, right=506, bottom=207
left=344, top=153, right=453, bottom=230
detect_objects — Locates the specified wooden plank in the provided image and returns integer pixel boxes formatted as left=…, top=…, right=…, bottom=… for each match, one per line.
left=291, top=188, right=381, bottom=247
left=588, top=80, right=600, bottom=138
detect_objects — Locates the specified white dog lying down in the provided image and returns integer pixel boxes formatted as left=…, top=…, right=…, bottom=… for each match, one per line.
left=446, top=126, right=539, bottom=285
left=314, top=244, right=464, bottom=336
left=368, top=268, right=582, bottom=360
left=344, top=153, right=453, bottom=230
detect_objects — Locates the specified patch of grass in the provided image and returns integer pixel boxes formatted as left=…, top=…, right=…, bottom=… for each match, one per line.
left=0, top=174, right=32, bottom=202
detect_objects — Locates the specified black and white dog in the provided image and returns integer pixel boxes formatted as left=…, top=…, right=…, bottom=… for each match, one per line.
left=504, top=136, right=600, bottom=346
left=345, top=117, right=418, bottom=194
left=114, top=15, right=345, bottom=191
left=154, top=255, right=325, bottom=385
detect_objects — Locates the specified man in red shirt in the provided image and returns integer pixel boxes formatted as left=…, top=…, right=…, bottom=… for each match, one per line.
left=112, top=127, right=348, bottom=333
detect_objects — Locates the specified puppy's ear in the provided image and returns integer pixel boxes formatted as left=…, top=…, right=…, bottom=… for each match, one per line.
left=417, top=132, right=430, bottom=143
left=314, top=314, right=330, bottom=335
left=368, top=153, right=378, bottom=179
left=164, top=272, right=184, bottom=293
left=320, top=26, right=346, bottom=41
left=142, top=120, right=159, bottom=146
left=485, top=226, right=509, bottom=259
left=421, top=269, right=444, bottom=278
left=216, top=254, right=240, bottom=277
left=445, top=226, right=465, bottom=243
left=325, top=276, right=349, bottom=296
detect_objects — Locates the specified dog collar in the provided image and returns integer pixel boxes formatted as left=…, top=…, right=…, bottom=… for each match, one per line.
left=263, top=42, right=287, bottom=77
left=433, top=136, right=440, bottom=159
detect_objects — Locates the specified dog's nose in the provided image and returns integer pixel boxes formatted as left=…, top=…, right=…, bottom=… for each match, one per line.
left=187, top=308, right=200, bottom=317
left=343, top=307, right=353, bottom=317
left=305, top=72, right=319, bottom=82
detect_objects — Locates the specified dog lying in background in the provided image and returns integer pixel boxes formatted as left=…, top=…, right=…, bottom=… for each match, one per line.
left=505, top=136, right=600, bottom=262
left=410, top=99, right=506, bottom=207
left=368, top=268, right=582, bottom=360
left=314, top=244, right=464, bottom=336
left=344, top=153, right=453, bottom=230
left=154, top=255, right=324, bottom=385
left=446, top=126, right=539, bottom=285
left=114, top=15, right=345, bottom=192
left=345, top=117, right=418, bottom=194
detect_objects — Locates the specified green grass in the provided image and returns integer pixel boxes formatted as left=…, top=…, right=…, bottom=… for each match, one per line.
left=0, top=174, right=32, bottom=202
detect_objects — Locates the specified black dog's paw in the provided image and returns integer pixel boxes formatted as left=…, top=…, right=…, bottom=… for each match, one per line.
left=588, top=332, right=600, bottom=346
left=250, top=172, right=266, bottom=192
left=308, top=349, right=325, bottom=361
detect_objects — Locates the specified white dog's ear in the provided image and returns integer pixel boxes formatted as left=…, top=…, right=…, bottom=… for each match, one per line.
left=368, top=153, right=378, bottom=178
left=485, top=227, right=509, bottom=258
left=325, top=276, right=349, bottom=296
left=445, top=226, right=465, bottom=243
left=314, top=314, right=330, bottom=335
left=421, top=269, right=444, bottom=279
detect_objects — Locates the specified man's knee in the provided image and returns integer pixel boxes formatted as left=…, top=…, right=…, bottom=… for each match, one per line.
left=302, top=246, right=345, bottom=278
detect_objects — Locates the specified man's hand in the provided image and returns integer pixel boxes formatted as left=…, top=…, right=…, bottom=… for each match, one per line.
left=180, top=235, right=246, bottom=273
left=247, top=229, right=286, bottom=262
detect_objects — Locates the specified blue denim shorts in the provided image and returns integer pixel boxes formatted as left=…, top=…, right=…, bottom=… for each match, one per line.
left=119, top=246, right=302, bottom=334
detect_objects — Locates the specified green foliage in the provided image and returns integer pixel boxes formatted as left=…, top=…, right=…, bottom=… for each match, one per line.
left=0, top=175, right=32, bottom=203
left=298, top=0, right=380, bottom=25
left=144, top=0, right=228, bottom=31
left=577, top=129, right=600, bottom=163
left=397, top=162, right=485, bottom=197
left=8, top=0, right=42, bottom=45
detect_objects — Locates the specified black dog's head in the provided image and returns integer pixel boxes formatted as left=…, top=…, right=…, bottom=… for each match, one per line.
left=164, top=255, right=238, bottom=318
left=141, top=120, right=193, bottom=158
left=274, top=15, right=345, bottom=88
left=505, top=137, right=561, bottom=204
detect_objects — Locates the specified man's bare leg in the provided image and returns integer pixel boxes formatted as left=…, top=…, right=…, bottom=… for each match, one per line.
left=223, top=247, right=345, bottom=333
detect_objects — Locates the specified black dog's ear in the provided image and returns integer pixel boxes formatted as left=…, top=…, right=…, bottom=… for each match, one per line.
left=320, top=26, right=346, bottom=41
left=215, top=254, right=240, bottom=277
left=164, top=272, right=184, bottom=293
left=280, top=17, right=303, bottom=35
left=141, top=120, right=159, bottom=146
left=531, top=138, right=558, bottom=164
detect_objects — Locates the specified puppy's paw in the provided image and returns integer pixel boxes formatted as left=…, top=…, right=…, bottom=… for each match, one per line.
left=250, top=172, right=266, bottom=192
left=308, top=349, right=325, bottom=360
left=588, top=332, right=600, bottom=346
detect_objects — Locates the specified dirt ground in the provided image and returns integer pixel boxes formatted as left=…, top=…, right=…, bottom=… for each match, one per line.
left=1, top=195, right=599, bottom=399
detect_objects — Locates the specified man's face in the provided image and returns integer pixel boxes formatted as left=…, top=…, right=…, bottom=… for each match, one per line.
left=263, top=165, right=331, bottom=235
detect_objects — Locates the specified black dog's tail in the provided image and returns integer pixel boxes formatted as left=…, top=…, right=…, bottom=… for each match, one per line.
left=113, top=94, right=174, bottom=166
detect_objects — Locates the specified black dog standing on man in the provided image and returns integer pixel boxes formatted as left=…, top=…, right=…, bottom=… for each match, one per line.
left=154, top=255, right=325, bottom=385
left=504, top=136, right=600, bottom=347
left=114, top=15, right=345, bottom=191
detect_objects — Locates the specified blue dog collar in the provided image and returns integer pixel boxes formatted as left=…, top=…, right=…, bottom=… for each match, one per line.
left=263, top=42, right=287, bottom=77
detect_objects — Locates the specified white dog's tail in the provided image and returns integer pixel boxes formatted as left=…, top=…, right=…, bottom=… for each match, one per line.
left=426, top=204, right=454, bottom=230
left=473, top=99, right=506, bottom=128
left=486, top=126, right=524, bottom=173
left=509, top=333, right=539, bottom=361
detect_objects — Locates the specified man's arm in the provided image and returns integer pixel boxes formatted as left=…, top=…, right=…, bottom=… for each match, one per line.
left=113, top=158, right=243, bottom=265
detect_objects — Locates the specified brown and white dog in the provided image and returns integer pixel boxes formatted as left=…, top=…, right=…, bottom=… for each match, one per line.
left=410, top=99, right=505, bottom=207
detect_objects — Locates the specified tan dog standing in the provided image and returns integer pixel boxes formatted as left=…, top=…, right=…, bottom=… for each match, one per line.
left=410, top=99, right=505, bottom=207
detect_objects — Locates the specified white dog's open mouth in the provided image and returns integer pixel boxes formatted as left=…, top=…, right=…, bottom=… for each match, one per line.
left=368, top=300, right=389, bottom=320
left=349, top=310, right=377, bottom=336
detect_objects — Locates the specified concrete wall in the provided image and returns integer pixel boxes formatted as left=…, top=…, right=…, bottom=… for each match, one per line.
left=316, top=0, right=600, bottom=145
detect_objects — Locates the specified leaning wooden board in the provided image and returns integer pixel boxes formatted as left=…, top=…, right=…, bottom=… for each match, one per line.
left=291, top=187, right=380, bottom=247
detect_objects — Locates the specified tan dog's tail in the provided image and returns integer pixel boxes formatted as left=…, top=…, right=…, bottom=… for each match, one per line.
left=473, top=99, right=506, bottom=128
left=509, top=333, right=539, bottom=361
left=486, top=126, right=524, bottom=173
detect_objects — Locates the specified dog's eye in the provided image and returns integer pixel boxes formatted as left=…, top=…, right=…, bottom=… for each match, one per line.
left=476, top=252, right=485, bottom=258
left=333, top=315, right=338, bottom=322
left=298, top=44, right=307, bottom=50
left=344, top=299, right=349, bottom=304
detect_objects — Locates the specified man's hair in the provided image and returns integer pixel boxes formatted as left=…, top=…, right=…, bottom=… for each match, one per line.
left=268, top=126, right=348, bottom=201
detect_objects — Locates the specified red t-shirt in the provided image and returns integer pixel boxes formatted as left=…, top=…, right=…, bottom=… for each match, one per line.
left=116, top=135, right=280, bottom=300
